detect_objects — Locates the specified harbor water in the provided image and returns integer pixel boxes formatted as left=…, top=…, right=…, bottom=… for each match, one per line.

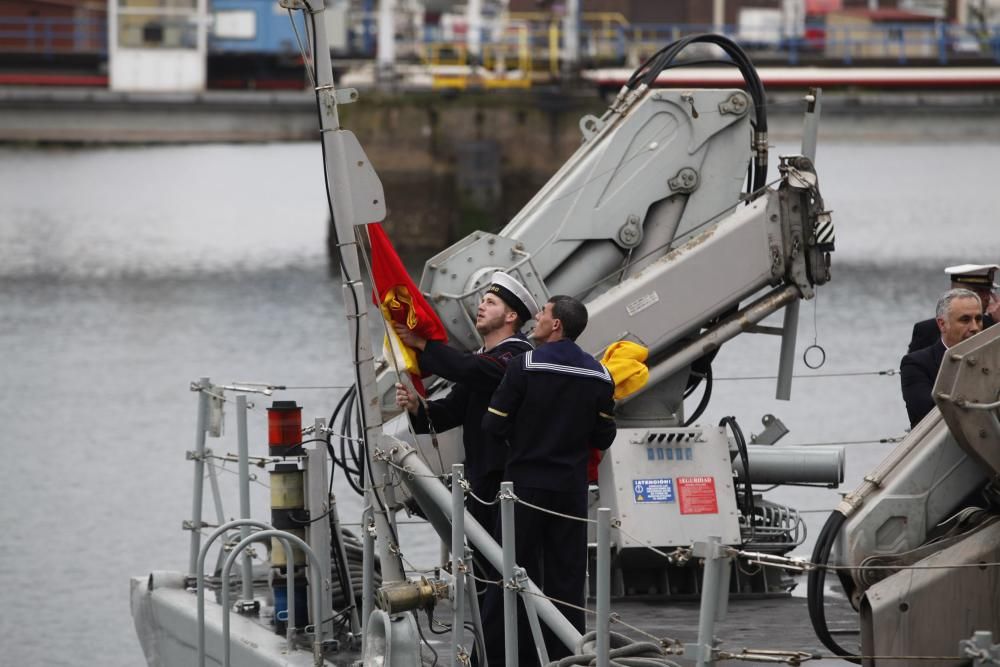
left=1, top=130, right=999, bottom=666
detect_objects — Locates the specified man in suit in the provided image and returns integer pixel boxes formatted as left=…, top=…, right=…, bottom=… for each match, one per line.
left=481, top=295, right=616, bottom=667
left=901, top=288, right=983, bottom=427
left=909, top=264, right=998, bottom=353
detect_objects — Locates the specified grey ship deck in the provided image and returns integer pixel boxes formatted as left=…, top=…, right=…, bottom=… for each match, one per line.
left=414, top=580, right=859, bottom=667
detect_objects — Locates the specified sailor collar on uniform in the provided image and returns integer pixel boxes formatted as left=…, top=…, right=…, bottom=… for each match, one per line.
left=478, top=334, right=533, bottom=354
left=523, top=339, right=613, bottom=383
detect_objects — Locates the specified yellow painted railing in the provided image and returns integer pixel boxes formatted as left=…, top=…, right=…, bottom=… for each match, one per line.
left=424, top=24, right=533, bottom=90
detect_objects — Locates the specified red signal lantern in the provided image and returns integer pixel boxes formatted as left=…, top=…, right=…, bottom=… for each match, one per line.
left=267, top=401, right=302, bottom=455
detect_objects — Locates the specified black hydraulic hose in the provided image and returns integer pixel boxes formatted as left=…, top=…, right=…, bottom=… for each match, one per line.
left=682, top=364, right=713, bottom=426
left=327, top=516, right=354, bottom=612
left=341, top=389, right=363, bottom=482
left=719, top=416, right=754, bottom=543
left=620, top=33, right=768, bottom=193
left=342, top=388, right=365, bottom=496
left=327, top=385, right=352, bottom=435
left=807, top=510, right=860, bottom=663
left=328, top=385, right=364, bottom=496
left=326, top=387, right=361, bottom=478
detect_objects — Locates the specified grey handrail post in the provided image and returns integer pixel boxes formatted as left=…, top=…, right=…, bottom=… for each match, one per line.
left=392, top=442, right=583, bottom=653
left=236, top=395, right=253, bottom=604
left=197, top=518, right=272, bottom=667
left=188, top=377, right=211, bottom=576
left=464, top=545, right=486, bottom=666
left=308, top=417, right=334, bottom=640
left=691, top=536, right=728, bottom=667
left=596, top=508, right=611, bottom=667
left=206, top=442, right=226, bottom=527
left=801, top=87, right=822, bottom=163
left=452, top=464, right=466, bottom=665
left=361, top=505, right=375, bottom=649
left=222, top=530, right=326, bottom=667
left=500, top=481, right=517, bottom=667
left=518, top=567, right=549, bottom=666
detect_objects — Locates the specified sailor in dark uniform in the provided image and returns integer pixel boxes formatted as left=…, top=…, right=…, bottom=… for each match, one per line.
left=908, top=264, right=998, bottom=353
left=481, top=295, right=616, bottom=667
left=394, top=271, right=536, bottom=578
left=901, top=288, right=983, bottom=427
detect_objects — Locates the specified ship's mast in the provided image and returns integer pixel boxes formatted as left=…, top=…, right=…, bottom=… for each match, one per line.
left=296, top=0, right=406, bottom=594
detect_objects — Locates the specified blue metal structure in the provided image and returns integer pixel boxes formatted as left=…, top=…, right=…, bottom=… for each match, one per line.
left=209, top=0, right=299, bottom=56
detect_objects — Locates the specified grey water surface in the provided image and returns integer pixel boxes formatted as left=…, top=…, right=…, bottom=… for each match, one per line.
left=1, top=134, right=998, bottom=666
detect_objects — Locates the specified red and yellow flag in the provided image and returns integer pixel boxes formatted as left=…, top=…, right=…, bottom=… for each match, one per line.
left=367, top=223, right=448, bottom=395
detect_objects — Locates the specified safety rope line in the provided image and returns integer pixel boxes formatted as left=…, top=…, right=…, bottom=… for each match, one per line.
left=192, top=379, right=353, bottom=400
left=212, top=460, right=272, bottom=491
left=788, top=435, right=905, bottom=447
left=516, top=588, right=683, bottom=651
left=190, top=382, right=228, bottom=402
left=715, top=368, right=899, bottom=381
left=732, top=653, right=970, bottom=663
left=398, top=553, right=442, bottom=577
left=377, top=453, right=1000, bottom=576
left=380, top=455, right=450, bottom=481
left=489, top=488, right=598, bottom=525
left=230, top=382, right=354, bottom=391
left=246, top=447, right=1000, bottom=578
left=324, top=432, right=367, bottom=445
left=613, top=520, right=686, bottom=560
left=286, top=7, right=317, bottom=90
left=467, top=571, right=505, bottom=587
left=518, top=580, right=970, bottom=663
left=823, top=560, right=1000, bottom=572
left=263, top=384, right=354, bottom=390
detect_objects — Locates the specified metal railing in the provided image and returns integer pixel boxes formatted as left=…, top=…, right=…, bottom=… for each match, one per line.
left=7, top=12, right=1000, bottom=67
left=419, top=19, right=1000, bottom=68
left=186, top=381, right=348, bottom=667
left=0, top=16, right=106, bottom=54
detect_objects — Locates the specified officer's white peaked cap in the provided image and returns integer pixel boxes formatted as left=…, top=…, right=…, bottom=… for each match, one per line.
left=944, top=264, right=1000, bottom=289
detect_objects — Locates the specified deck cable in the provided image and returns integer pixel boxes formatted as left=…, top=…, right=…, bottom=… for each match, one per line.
left=463, top=553, right=986, bottom=667
left=786, top=435, right=906, bottom=447
left=715, top=367, right=899, bottom=380
left=515, top=587, right=684, bottom=659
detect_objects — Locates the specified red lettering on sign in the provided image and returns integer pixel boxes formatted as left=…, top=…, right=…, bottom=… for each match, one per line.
left=677, top=476, right=718, bottom=515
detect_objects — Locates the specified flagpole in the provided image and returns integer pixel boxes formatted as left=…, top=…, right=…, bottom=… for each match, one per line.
left=302, top=0, right=406, bottom=596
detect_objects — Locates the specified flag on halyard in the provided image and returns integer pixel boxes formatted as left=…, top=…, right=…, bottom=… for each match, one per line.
left=367, top=223, right=448, bottom=395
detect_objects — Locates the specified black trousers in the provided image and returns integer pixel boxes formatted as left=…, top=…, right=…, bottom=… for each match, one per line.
left=481, top=484, right=588, bottom=667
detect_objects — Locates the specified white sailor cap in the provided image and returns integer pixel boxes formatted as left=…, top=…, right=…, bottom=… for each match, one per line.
left=486, top=271, right=539, bottom=322
left=944, top=264, right=1000, bottom=289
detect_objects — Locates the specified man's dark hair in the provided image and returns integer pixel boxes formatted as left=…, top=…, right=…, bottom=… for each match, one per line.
left=549, top=295, right=588, bottom=341
left=502, top=302, right=525, bottom=331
